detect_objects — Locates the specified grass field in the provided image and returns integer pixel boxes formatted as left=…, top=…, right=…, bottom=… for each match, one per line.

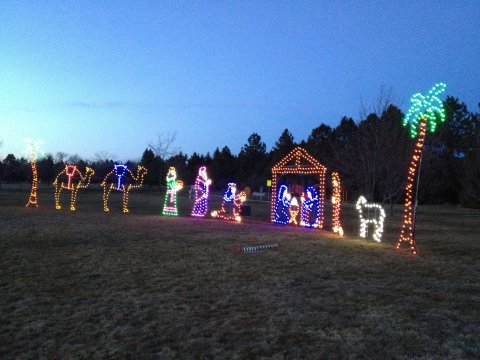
left=1, top=188, right=479, bottom=359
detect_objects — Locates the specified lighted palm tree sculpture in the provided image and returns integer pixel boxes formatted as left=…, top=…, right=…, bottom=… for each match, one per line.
left=25, top=140, right=40, bottom=208
left=397, top=83, right=447, bottom=255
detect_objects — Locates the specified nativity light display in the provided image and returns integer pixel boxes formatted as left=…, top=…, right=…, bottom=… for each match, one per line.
left=270, top=147, right=327, bottom=228
left=53, top=165, right=95, bottom=211
left=191, top=166, right=212, bottom=217
left=397, top=83, right=447, bottom=255
left=25, top=140, right=40, bottom=208
left=356, top=196, right=385, bottom=242
left=211, top=183, right=246, bottom=222
left=101, top=165, right=147, bottom=213
left=162, top=167, right=184, bottom=216
left=331, top=172, right=343, bottom=236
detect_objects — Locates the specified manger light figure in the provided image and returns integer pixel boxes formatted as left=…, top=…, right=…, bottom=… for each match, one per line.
left=300, top=185, right=320, bottom=228
left=101, top=165, right=147, bottom=213
left=288, top=196, right=299, bottom=225
left=191, top=166, right=211, bottom=217
left=25, top=139, right=42, bottom=208
left=211, top=183, right=247, bottom=222
left=397, top=83, right=447, bottom=255
left=53, top=165, right=95, bottom=211
left=356, top=196, right=386, bottom=242
left=162, top=167, right=183, bottom=216
left=331, top=172, right=344, bottom=236
left=274, top=185, right=291, bottom=224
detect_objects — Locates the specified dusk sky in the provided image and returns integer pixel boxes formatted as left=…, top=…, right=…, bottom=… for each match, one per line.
left=1, top=1, right=479, bottom=161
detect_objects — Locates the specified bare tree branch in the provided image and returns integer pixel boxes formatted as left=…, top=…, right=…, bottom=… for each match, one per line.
left=67, top=153, right=82, bottom=164
left=54, top=151, right=69, bottom=164
left=359, top=85, right=395, bottom=119
left=148, top=131, right=180, bottom=160
left=93, top=151, right=116, bottom=163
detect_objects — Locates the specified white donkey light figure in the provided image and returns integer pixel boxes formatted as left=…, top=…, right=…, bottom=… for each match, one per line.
left=356, top=196, right=386, bottom=242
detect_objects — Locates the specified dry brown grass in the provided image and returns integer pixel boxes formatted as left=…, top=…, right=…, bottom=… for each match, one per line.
left=1, top=188, right=479, bottom=359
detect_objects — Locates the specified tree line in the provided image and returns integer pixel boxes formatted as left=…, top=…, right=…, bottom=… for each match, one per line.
left=1, top=96, right=479, bottom=207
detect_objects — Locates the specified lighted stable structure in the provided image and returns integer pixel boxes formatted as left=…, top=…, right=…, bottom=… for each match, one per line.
left=191, top=166, right=212, bottom=217
left=101, top=165, right=147, bottom=213
left=397, top=83, right=447, bottom=255
left=25, top=142, right=39, bottom=208
left=53, top=165, right=95, bottom=211
left=162, top=167, right=183, bottom=216
left=270, top=147, right=327, bottom=228
left=356, top=196, right=385, bottom=242
left=331, top=172, right=344, bottom=236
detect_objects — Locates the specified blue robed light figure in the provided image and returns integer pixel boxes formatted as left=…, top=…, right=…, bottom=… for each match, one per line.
left=274, top=184, right=291, bottom=224
left=301, top=185, right=320, bottom=228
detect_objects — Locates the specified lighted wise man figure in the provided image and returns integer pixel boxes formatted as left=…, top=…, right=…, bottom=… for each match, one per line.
left=191, top=166, right=212, bottom=217
left=301, top=185, right=320, bottom=228
left=211, top=182, right=237, bottom=219
left=162, top=167, right=183, bottom=216
left=212, top=183, right=247, bottom=222
left=274, top=184, right=291, bottom=224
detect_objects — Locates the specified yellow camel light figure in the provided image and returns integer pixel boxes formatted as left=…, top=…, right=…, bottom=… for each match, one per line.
left=101, top=165, right=147, bottom=213
left=53, top=165, right=95, bottom=211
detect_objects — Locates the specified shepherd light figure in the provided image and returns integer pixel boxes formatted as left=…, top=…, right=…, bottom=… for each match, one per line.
left=356, top=196, right=386, bottom=242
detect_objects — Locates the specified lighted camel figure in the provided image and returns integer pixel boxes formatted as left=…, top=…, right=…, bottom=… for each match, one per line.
left=101, top=165, right=147, bottom=213
left=53, top=166, right=95, bottom=211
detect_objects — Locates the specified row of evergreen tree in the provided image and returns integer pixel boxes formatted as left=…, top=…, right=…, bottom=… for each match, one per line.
left=1, top=96, right=479, bottom=207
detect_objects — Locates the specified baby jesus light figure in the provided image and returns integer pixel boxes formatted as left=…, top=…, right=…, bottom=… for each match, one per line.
left=288, top=196, right=299, bottom=225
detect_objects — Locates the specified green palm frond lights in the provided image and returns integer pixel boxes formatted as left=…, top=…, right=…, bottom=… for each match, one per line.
left=403, top=82, right=447, bottom=138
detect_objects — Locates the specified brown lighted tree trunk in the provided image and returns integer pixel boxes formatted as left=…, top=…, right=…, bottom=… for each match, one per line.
left=396, top=118, right=428, bottom=255
left=26, top=158, right=39, bottom=207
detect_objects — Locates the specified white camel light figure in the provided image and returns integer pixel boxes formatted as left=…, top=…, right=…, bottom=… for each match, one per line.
left=356, top=196, right=386, bottom=242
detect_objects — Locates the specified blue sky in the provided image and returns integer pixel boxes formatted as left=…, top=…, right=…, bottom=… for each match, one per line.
left=1, top=1, right=479, bottom=161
